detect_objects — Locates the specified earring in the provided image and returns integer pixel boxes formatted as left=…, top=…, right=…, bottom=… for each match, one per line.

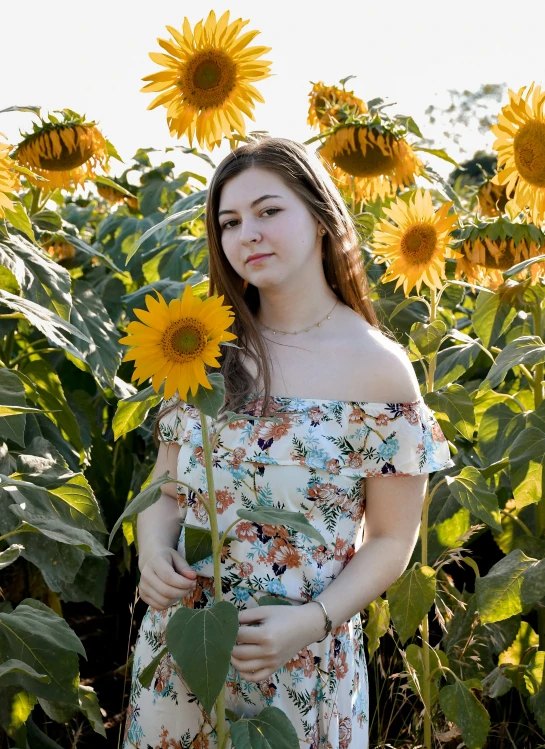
left=319, top=227, right=327, bottom=235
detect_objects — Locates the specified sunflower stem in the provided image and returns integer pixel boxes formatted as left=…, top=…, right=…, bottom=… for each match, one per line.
left=29, top=187, right=41, bottom=216
left=200, top=411, right=228, bottom=747
left=531, top=302, right=545, bottom=651
left=420, top=284, right=439, bottom=749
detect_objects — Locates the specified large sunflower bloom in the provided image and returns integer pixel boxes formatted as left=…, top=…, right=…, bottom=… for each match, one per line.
left=119, top=284, right=237, bottom=401
left=15, top=111, right=110, bottom=191
left=141, top=10, right=272, bottom=151
left=319, top=125, right=423, bottom=203
left=370, top=190, right=460, bottom=295
left=491, top=83, right=545, bottom=224
left=307, top=81, right=367, bottom=132
left=0, top=133, right=18, bottom=218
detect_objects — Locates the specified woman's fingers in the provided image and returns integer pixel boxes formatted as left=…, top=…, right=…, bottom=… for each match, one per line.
left=236, top=624, right=268, bottom=645
left=231, top=656, right=266, bottom=673
left=231, top=643, right=262, bottom=660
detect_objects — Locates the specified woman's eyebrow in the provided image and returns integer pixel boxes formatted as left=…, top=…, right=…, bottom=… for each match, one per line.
left=218, top=194, right=284, bottom=217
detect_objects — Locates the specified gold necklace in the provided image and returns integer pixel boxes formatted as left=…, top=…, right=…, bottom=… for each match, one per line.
left=258, top=300, right=338, bottom=336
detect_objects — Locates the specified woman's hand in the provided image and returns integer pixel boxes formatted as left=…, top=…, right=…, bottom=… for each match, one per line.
left=138, top=547, right=197, bottom=611
left=230, top=603, right=326, bottom=683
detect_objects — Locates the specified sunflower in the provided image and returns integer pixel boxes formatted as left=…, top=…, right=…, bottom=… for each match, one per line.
left=15, top=110, right=111, bottom=191
left=319, top=124, right=423, bottom=203
left=491, top=83, right=545, bottom=224
left=477, top=179, right=508, bottom=218
left=42, top=240, right=76, bottom=263
left=307, top=81, right=367, bottom=132
left=370, top=189, right=460, bottom=295
left=452, top=218, right=545, bottom=290
left=141, top=10, right=272, bottom=151
left=0, top=133, right=19, bottom=218
left=96, top=178, right=138, bottom=210
left=119, top=283, right=237, bottom=401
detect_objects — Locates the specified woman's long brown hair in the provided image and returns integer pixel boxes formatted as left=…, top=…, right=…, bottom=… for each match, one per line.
left=154, top=135, right=391, bottom=440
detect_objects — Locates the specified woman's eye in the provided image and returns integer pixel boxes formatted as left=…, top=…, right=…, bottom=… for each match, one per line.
left=221, top=208, right=280, bottom=230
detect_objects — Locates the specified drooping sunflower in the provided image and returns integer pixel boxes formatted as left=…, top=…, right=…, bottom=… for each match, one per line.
left=42, top=239, right=76, bottom=263
left=0, top=133, right=19, bottom=218
left=307, top=80, right=367, bottom=132
left=491, top=83, right=545, bottom=224
left=119, top=283, right=237, bottom=401
left=370, top=189, right=460, bottom=295
left=452, top=218, right=545, bottom=290
left=141, top=10, right=272, bottom=151
left=319, top=122, right=424, bottom=204
left=477, top=179, right=508, bottom=218
left=15, top=109, right=112, bottom=191
left=95, top=177, right=138, bottom=210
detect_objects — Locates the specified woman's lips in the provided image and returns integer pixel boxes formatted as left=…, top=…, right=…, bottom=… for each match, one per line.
left=246, top=253, right=273, bottom=264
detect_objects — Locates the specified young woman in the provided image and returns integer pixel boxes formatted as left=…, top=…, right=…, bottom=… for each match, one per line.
left=123, top=137, right=453, bottom=749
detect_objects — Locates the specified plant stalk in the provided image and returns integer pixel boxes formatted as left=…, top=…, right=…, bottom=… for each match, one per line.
left=420, top=284, right=438, bottom=749
left=531, top=302, right=545, bottom=650
left=200, top=413, right=228, bottom=747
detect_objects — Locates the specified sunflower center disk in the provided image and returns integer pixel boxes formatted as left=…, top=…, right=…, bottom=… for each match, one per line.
left=514, top=120, right=545, bottom=188
left=400, top=224, right=438, bottom=264
left=185, top=50, right=237, bottom=107
left=163, top=319, right=208, bottom=363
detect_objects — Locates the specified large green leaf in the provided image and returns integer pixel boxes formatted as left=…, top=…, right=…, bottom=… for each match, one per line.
left=0, top=369, right=27, bottom=446
left=446, top=466, right=502, bottom=531
left=0, top=599, right=83, bottom=705
left=108, top=471, right=179, bottom=547
left=472, top=288, right=518, bottom=349
left=477, top=402, right=526, bottom=465
left=425, top=385, right=475, bottom=441
left=521, top=558, right=545, bottom=608
left=0, top=288, right=90, bottom=363
left=20, top=358, right=84, bottom=453
left=230, top=706, right=300, bottom=748
left=409, top=320, right=447, bottom=358
left=3, top=204, right=35, bottom=242
left=482, top=336, right=545, bottom=390
left=191, top=372, right=226, bottom=419
left=113, top=385, right=163, bottom=440
left=508, top=426, right=545, bottom=508
left=0, top=687, right=36, bottom=737
left=0, top=235, right=72, bottom=319
left=66, top=280, right=124, bottom=391
left=433, top=342, right=481, bottom=389
left=363, top=596, right=390, bottom=660
left=184, top=525, right=213, bottom=565
left=165, top=600, right=239, bottom=714
left=438, top=680, right=490, bottom=749
left=475, top=549, right=535, bottom=623
left=237, top=508, right=326, bottom=546
left=387, top=564, right=436, bottom=644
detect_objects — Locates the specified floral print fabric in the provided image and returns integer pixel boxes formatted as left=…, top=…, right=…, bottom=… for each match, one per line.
left=123, top=393, right=453, bottom=748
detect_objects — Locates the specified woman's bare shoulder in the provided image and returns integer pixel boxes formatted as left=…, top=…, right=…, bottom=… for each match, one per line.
left=340, top=313, right=421, bottom=402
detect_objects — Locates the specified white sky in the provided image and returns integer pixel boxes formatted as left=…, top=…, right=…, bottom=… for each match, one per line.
left=1, top=0, right=543, bottom=186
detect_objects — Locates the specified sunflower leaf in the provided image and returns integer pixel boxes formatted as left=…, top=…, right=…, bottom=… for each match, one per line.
left=191, top=373, right=226, bottom=419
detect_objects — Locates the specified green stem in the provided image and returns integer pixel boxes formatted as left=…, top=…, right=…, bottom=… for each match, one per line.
left=0, top=525, right=32, bottom=543
left=531, top=302, right=545, bottom=651
left=420, top=284, right=439, bottom=749
left=29, top=187, right=41, bottom=216
left=200, top=412, right=227, bottom=747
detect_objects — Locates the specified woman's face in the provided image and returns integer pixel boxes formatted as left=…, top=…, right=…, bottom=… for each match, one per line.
left=217, top=167, right=322, bottom=289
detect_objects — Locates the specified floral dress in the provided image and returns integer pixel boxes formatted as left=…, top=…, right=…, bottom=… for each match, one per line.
left=123, top=392, right=453, bottom=749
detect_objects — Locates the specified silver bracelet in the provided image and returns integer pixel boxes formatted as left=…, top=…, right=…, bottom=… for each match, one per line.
left=309, top=599, right=332, bottom=643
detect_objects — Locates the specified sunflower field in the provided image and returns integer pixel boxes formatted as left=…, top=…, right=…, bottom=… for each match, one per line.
left=1, top=8, right=545, bottom=749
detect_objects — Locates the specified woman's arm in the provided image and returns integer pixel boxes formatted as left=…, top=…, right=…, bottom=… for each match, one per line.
left=136, top=440, right=183, bottom=572
left=231, top=473, right=429, bottom=682
left=308, top=471, right=428, bottom=631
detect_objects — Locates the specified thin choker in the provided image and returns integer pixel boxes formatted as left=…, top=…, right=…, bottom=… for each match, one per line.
left=258, top=300, right=338, bottom=336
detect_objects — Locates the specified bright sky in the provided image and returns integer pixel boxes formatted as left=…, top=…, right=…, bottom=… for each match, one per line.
left=1, top=0, right=542, bottom=187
